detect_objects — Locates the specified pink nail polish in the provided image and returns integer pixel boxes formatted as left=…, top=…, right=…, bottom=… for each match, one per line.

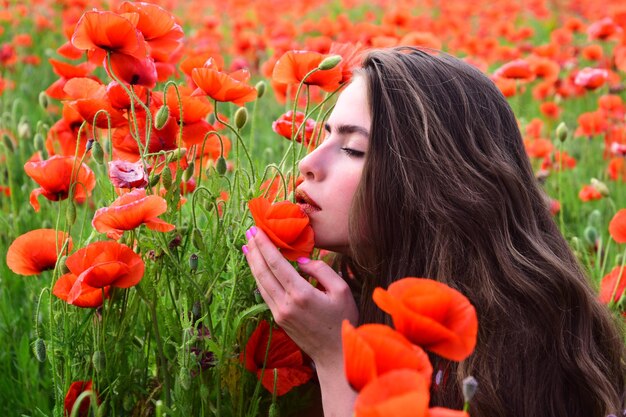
left=296, top=257, right=310, bottom=264
left=242, top=245, right=249, bottom=255
left=245, top=229, right=252, bottom=240
left=250, top=226, right=258, bottom=236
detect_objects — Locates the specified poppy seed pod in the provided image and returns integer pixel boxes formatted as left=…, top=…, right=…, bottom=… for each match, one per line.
left=33, top=338, right=46, bottom=363
left=556, top=121, right=569, bottom=142
left=255, top=81, right=266, bottom=98
left=189, top=253, right=198, bottom=271
left=462, top=376, right=478, bottom=403
left=154, top=105, right=170, bottom=130
left=235, top=107, right=248, bottom=130
left=318, top=54, right=342, bottom=71
left=38, top=91, right=49, bottom=110
left=216, top=156, right=227, bottom=175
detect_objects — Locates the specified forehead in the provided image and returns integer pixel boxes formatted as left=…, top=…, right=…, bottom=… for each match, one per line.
left=327, top=76, right=371, bottom=129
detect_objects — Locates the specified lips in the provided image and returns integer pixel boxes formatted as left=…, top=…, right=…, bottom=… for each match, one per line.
left=295, top=189, right=321, bottom=213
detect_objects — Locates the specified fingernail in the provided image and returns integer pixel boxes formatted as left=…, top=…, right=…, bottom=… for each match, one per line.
left=242, top=245, right=249, bottom=255
left=245, top=229, right=253, bottom=240
left=297, top=257, right=310, bottom=264
left=250, top=226, right=258, bottom=236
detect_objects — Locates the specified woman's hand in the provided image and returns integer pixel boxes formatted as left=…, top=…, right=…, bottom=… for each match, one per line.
left=243, top=226, right=358, bottom=366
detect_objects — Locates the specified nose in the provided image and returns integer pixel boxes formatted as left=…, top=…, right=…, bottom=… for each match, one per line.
left=298, top=146, right=323, bottom=181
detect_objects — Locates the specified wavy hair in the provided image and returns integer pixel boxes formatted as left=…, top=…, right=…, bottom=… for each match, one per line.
left=347, top=47, right=625, bottom=416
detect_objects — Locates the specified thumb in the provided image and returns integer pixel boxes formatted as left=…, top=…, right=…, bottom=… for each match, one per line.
left=296, top=257, right=349, bottom=294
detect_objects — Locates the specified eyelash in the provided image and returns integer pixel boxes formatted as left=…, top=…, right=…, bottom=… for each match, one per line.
left=341, top=147, right=365, bottom=158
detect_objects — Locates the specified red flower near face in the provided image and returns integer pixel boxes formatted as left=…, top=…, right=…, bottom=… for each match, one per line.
left=6, top=229, right=72, bottom=276
left=342, top=321, right=432, bottom=392
left=574, top=67, right=608, bottom=90
left=372, top=278, right=478, bottom=361
left=92, top=188, right=175, bottom=240
left=599, top=265, right=626, bottom=304
left=272, top=111, right=317, bottom=146
left=191, top=58, right=257, bottom=105
left=64, top=380, right=97, bottom=417
left=240, top=320, right=313, bottom=396
left=108, top=159, right=148, bottom=189
left=354, top=370, right=430, bottom=417
left=248, top=197, right=314, bottom=261
left=272, top=50, right=343, bottom=92
left=24, top=155, right=96, bottom=212
left=493, top=59, right=534, bottom=81
left=609, top=209, right=626, bottom=243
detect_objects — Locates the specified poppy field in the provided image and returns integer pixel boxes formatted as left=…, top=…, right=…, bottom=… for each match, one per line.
left=1, top=0, right=626, bottom=416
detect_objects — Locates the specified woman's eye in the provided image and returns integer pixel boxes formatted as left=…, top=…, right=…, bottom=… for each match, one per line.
left=341, top=147, right=365, bottom=158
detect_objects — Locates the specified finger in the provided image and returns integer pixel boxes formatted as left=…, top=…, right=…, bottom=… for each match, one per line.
left=296, top=258, right=350, bottom=294
left=249, top=227, right=311, bottom=294
left=243, top=243, right=283, bottom=308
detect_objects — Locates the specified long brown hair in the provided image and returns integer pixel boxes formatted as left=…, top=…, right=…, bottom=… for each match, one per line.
left=347, top=47, right=625, bottom=416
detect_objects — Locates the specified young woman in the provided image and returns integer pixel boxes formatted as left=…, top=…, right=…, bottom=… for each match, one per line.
left=243, top=47, right=626, bottom=417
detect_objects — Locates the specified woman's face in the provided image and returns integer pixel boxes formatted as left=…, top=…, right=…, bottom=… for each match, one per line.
left=296, top=76, right=370, bottom=254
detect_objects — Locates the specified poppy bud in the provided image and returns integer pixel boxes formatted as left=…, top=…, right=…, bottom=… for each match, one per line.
left=191, top=301, right=201, bottom=321
left=235, top=107, right=248, bottom=130
left=556, top=122, right=568, bottom=142
left=155, top=401, right=164, bottom=417
left=462, top=376, right=478, bottom=404
left=255, top=81, right=266, bottom=98
left=161, top=166, right=173, bottom=190
left=91, top=140, right=104, bottom=164
left=66, top=202, right=76, bottom=225
left=183, top=161, right=195, bottom=182
left=154, top=105, right=170, bottom=130
left=148, top=173, right=160, bottom=188
left=318, top=55, right=342, bottom=71
left=216, top=156, right=227, bottom=175
left=18, top=121, right=31, bottom=139
left=193, top=228, right=205, bottom=251
left=58, top=255, right=70, bottom=274
left=167, top=147, right=187, bottom=163
left=33, top=338, right=46, bottom=363
left=588, top=209, right=602, bottom=227
left=2, top=133, right=14, bottom=152
left=189, top=253, right=199, bottom=272
left=590, top=178, right=609, bottom=197
left=38, top=91, right=49, bottom=110
left=92, top=350, right=105, bottom=373
left=254, top=288, right=264, bottom=304
left=268, top=403, right=280, bottom=417
left=584, top=226, right=598, bottom=245
left=179, top=367, right=191, bottom=390
left=85, top=138, right=94, bottom=153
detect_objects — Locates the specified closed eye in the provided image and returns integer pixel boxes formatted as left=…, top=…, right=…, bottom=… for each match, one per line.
left=341, top=147, right=365, bottom=158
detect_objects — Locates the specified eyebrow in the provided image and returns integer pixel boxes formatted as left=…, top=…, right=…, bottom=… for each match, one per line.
left=324, top=123, right=370, bottom=138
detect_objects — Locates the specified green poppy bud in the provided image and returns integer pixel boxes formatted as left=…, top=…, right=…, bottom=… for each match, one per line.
left=588, top=209, right=602, bottom=227
left=216, top=156, right=227, bottom=175
left=154, top=105, right=170, bottom=130
left=17, top=121, right=31, bottom=140
left=590, top=178, right=609, bottom=197
left=66, top=202, right=76, bottom=225
left=33, top=338, right=46, bottom=363
left=149, top=173, right=161, bottom=187
left=189, top=253, right=199, bottom=272
left=58, top=255, right=69, bottom=274
left=33, top=132, right=45, bottom=152
left=255, top=81, right=266, bottom=98
left=584, top=226, right=598, bottom=245
left=38, top=91, right=49, bottom=110
left=161, top=166, right=173, bottom=190
left=268, top=402, right=280, bottom=417
left=556, top=121, right=568, bottom=142
left=92, top=350, right=105, bottom=373
left=91, top=140, right=104, bottom=164
left=2, top=133, right=14, bottom=152
left=183, top=161, right=195, bottom=182
left=318, top=55, right=342, bottom=71
left=235, top=107, right=248, bottom=130
left=193, top=229, right=206, bottom=251
left=167, top=147, right=187, bottom=163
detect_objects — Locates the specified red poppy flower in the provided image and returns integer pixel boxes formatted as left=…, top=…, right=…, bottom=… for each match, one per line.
left=53, top=273, right=110, bottom=308
left=6, top=229, right=72, bottom=276
left=576, top=111, right=607, bottom=137
left=428, top=408, right=469, bottom=417
left=328, top=41, right=366, bottom=84
left=92, top=188, right=175, bottom=240
left=191, top=58, right=257, bottom=105
left=240, top=320, right=313, bottom=396
left=574, top=67, right=608, bottom=90
left=587, top=17, right=623, bottom=41
left=248, top=197, right=314, bottom=261
left=71, top=10, right=147, bottom=60
left=106, top=52, right=157, bottom=88
left=24, top=155, right=96, bottom=212
left=272, top=50, right=343, bottom=92
left=372, top=278, right=478, bottom=361
left=599, top=265, right=626, bottom=304
left=523, top=137, right=553, bottom=159
left=64, top=380, right=97, bottom=417
left=609, top=209, right=626, bottom=243
left=63, top=77, right=127, bottom=128
left=260, top=174, right=303, bottom=203
left=108, top=159, right=148, bottom=189
left=272, top=111, right=317, bottom=146
left=493, top=59, right=534, bottom=81
left=354, top=370, right=430, bottom=417
left=578, top=184, right=603, bottom=202
left=342, top=321, right=432, bottom=392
